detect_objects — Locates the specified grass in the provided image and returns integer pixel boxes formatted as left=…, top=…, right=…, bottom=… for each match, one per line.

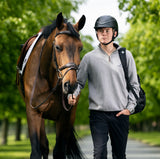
left=2, top=129, right=160, bottom=159
left=0, top=135, right=31, bottom=159
left=129, top=131, right=160, bottom=146
left=0, top=129, right=90, bottom=159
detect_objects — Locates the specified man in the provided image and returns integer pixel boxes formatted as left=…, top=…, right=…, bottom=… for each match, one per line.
left=68, top=15, right=139, bottom=159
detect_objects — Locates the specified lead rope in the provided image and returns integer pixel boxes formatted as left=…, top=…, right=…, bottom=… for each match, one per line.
left=30, top=79, right=61, bottom=110
left=62, top=93, right=73, bottom=111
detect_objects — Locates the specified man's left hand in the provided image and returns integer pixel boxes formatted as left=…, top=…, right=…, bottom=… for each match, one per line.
left=116, top=109, right=130, bottom=117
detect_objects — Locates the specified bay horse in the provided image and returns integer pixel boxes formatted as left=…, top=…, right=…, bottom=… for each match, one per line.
left=16, top=12, right=86, bottom=159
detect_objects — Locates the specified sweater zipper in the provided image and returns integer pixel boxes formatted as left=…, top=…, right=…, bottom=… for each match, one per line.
left=109, top=56, right=111, bottom=62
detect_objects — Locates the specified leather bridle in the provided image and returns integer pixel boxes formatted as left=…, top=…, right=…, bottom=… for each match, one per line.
left=30, top=30, right=80, bottom=111
left=53, top=32, right=79, bottom=80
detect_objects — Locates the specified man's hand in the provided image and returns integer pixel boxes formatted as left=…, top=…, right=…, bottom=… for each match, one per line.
left=68, top=95, right=77, bottom=106
left=116, top=109, right=130, bottom=117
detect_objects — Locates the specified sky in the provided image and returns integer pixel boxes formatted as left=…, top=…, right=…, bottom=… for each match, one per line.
left=72, top=0, right=130, bottom=45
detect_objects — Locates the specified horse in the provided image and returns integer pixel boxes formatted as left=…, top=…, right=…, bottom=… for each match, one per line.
left=16, top=12, right=86, bottom=159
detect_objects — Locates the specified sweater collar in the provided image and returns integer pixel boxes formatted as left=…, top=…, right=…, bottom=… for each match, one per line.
left=98, top=42, right=121, bottom=55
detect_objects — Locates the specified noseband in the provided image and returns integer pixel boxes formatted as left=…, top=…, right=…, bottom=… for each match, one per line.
left=56, top=62, right=78, bottom=81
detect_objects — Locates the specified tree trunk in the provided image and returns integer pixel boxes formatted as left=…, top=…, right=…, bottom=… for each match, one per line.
left=1, top=118, right=9, bottom=145
left=15, top=118, right=22, bottom=141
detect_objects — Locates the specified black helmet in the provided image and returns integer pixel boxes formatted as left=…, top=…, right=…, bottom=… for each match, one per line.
left=94, top=15, right=118, bottom=37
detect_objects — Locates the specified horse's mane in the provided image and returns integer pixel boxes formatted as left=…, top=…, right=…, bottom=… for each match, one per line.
left=42, top=20, right=57, bottom=39
left=42, top=19, right=79, bottom=39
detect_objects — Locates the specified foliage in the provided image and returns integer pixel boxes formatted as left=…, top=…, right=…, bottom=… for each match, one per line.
left=0, top=0, right=87, bottom=120
left=129, top=131, right=160, bottom=146
left=118, top=0, right=160, bottom=125
left=0, top=135, right=31, bottom=159
left=118, top=0, right=160, bottom=24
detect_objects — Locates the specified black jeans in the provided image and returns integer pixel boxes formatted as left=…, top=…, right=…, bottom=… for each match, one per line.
left=89, top=110, right=129, bottom=159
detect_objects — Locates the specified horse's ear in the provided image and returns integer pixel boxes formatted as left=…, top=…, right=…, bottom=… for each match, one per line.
left=56, top=12, right=64, bottom=30
left=74, top=15, right=86, bottom=31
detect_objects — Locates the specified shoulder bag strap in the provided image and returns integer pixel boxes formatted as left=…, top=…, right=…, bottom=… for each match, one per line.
left=118, top=48, right=138, bottom=100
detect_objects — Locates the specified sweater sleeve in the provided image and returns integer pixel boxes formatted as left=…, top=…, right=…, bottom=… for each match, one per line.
left=73, top=55, right=89, bottom=97
left=126, top=50, right=140, bottom=112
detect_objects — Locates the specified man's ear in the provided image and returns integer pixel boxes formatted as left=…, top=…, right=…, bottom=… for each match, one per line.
left=114, top=31, right=117, bottom=37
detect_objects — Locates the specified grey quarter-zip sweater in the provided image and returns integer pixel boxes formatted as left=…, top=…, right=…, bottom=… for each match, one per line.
left=73, top=43, right=140, bottom=112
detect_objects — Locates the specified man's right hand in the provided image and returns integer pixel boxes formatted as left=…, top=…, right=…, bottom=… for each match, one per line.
left=68, top=94, right=77, bottom=106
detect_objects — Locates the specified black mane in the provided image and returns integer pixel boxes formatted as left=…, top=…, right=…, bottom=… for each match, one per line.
left=42, top=19, right=79, bottom=39
left=67, top=22, right=80, bottom=39
left=42, top=20, right=56, bottom=39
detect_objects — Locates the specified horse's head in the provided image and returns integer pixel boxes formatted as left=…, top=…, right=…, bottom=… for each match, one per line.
left=52, top=13, right=86, bottom=95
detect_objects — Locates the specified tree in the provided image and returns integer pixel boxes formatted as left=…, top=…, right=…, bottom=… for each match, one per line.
left=118, top=0, right=160, bottom=130
left=118, top=0, right=160, bottom=24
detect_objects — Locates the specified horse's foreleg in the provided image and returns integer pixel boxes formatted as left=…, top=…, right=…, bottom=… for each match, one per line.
left=26, top=108, right=43, bottom=159
left=53, top=106, right=84, bottom=159
left=53, top=118, right=71, bottom=159
left=40, top=119, right=49, bottom=159
left=53, top=134, right=67, bottom=159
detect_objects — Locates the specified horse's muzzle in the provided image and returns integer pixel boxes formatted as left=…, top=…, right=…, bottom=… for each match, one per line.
left=63, top=81, right=78, bottom=94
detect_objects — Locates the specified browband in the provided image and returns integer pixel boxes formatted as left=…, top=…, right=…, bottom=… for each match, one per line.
left=55, top=30, right=80, bottom=39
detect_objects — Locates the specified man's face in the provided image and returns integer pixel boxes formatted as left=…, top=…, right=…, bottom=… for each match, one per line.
left=97, top=27, right=115, bottom=44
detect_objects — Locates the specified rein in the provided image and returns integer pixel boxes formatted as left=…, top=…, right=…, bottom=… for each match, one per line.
left=30, top=30, right=79, bottom=111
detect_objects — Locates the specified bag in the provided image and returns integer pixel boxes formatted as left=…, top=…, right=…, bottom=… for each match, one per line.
left=118, top=48, right=146, bottom=114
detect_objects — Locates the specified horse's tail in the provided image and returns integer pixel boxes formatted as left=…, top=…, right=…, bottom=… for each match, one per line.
left=66, top=128, right=86, bottom=159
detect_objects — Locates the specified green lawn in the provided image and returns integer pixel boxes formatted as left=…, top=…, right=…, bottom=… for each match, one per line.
left=129, top=131, right=160, bottom=146
left=0, top=135, right=31, bottom=159
left=0, top=129, right=90, bottom=159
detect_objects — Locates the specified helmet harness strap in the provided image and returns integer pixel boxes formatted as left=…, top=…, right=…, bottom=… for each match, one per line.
left=101, top=30, right=116, bottom=46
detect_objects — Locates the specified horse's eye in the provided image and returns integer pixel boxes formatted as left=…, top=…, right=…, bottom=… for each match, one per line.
left=79, top=47, right=83, bottom=53
left=55, top=45, right=62, bottom=52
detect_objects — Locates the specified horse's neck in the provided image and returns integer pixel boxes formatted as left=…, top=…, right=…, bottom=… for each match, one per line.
left=40, top=30, right=56, bottom=78
left=48, top=66, right=58, bottom=87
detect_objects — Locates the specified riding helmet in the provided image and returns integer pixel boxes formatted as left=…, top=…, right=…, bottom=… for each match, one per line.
left=94, top=15, right=118, bottom=37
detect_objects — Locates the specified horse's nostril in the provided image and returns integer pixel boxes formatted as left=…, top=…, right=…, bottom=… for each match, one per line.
left=64, top=82, right=78, bottom=94
left=64, top=82, right=69, bottom=92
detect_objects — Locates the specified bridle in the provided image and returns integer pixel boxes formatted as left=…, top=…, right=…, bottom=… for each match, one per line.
left=30, top=30, right=80, bottom=111
left=53, top=31, right=79, bottom=81
left=55, top=62, right=79, bottom=81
